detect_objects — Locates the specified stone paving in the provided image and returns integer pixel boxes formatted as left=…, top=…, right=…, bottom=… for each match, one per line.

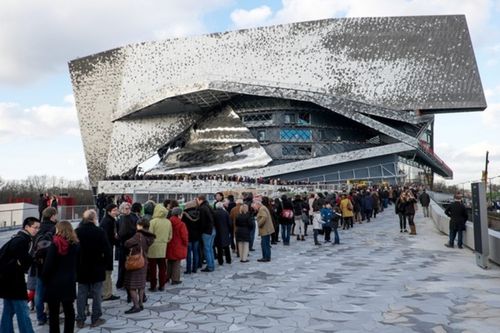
left=2, top=207, right=500, bottom=332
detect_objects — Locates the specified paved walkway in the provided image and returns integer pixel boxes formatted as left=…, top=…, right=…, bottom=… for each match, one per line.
left=3, top=207, right=500, bottom=332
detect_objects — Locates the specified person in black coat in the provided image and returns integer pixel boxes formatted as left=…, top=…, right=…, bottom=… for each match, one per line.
left=235, top=204, right=253, bottom=262
left=182, top=203, right=202, bottom=274
left=75, top=209, right=111, bottom=329
left=197, top=196, right=216, bottom=272
left=444, top=195, right=468, bottom=249
left=0, top=217, right=40, bottom=333
left=99, top=203, right=120, bottom=301
left=214, top=202, right=232, bottom=265
left=42, top=220, right=79, bottom=333
left=116, top=202, right=136, bottom=289
left=419, top=189, right=431, bottom=218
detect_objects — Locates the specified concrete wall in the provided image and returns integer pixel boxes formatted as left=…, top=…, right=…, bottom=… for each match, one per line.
left=0, top=203, right=38, bottom=228
left=429, top=199, right=500, bottom=266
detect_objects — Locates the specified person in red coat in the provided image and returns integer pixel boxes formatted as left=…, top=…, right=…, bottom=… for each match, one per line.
left=165, top=207, right=188, bottom=285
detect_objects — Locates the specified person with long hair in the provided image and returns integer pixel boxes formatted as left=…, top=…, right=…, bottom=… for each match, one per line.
left=42, top=220, right=79, bottom=333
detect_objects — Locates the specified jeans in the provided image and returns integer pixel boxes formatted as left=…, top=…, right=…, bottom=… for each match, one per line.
left=1, top=299, right=34, bottom=333
left=313, top=229, right=320, bottom=244
left=260, top=234, right=271, bottom=260
left=202, top=230, right=216, bottom=271
left=35, top=277, right=47, bottom=322
left=281, top=224, right=291, bottom=245
left=323, top=226, right=331, bottom=241
left=399, top=214, right=407, bottom=230
left=333, top=227, right=340, bottom=244
left=76, top=282, right=103, bottom=324
left=383, top=198, right=388, bottom=209
left=186, top=241, right=199, bottom=273
left=449, top=227, right=463, bottom=247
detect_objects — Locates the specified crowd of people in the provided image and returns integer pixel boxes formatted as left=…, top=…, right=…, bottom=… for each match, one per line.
left=1, top=184, right=439, bottom=333
left=103, top=172, right=314, bottom=186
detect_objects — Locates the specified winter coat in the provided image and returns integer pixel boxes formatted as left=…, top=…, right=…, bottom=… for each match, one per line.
left=75, top=222, right=111, bottom=284
left=361, top=194, right=373, bottom=211
left=117, top=214, right=136, bottom=245
left=257, top=205, right=274, bottom=236
left=419, top=192, right=431, bottom=207
left=320, top=207, right=333, bottom=228
left=124, top=229, right=155, bottom=290
left=445, top=201, right=468, bottom=231
left=404, top=198, right=417, bottom=216
left=214, top=208, right=232, bottom=247
left=42, top=237, right=78, bottom=302
left=292, top=198, right=306, bottom=216
left=312, top=212, right=323, bottom=230
left=182, top=208, right=202, bottom=242
left=166, top=216, right=188, bottom=260
left=235, top=213, right=253, bottom=242
left=198, top=201, right=215, bottom=235
left=148, top=205, right=172, bottom=259
left=279, top=198, right=294, bottom=225
left=395, top=198, right=406, bottom=215
left=0, top=230, right=33, bottom=300
left=340, top=198, right=354, bottom=218
left=99, top=213, right=116, bottom=271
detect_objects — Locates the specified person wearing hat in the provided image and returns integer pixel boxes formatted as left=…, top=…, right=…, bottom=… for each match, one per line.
left=252, top=198, right=274, bottom=262
left=165, top=207, right=188, bottom=285
left=444, top=194, right=468, bottom=248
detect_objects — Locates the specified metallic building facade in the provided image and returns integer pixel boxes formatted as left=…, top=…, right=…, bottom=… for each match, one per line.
left=69, top=15, right=486, bottom=187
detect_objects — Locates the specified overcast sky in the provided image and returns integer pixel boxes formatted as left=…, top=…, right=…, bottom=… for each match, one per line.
left=0, top=0, right=499, bottom=187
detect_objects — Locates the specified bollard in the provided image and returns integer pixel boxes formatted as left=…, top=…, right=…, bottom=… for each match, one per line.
left=471, top=182, right=489, bottom=269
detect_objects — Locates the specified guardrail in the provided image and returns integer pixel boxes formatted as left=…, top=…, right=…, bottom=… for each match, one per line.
left=429, top=199, right=500, bottom=265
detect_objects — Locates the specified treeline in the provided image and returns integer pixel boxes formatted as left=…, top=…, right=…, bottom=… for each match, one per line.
left=0, top=175, right=94, bottom=205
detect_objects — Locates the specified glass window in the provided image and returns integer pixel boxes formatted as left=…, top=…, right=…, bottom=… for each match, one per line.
left=282, top=145, right=312, bottom=156
left=242, top=114, right=272, bottom=124
left=284, top=113, right=295, bottom=124
left=257, top=130, right=266, bottom=141
left=298, top=113, right=310, bottom=125
left=280, top=129, right=312, bottom=142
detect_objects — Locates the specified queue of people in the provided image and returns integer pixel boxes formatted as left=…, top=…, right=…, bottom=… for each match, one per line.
left=1, top=184, right=435, bottom=333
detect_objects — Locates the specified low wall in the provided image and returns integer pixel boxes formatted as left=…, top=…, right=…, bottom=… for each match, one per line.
left=430, top=200, right=500, bottom=266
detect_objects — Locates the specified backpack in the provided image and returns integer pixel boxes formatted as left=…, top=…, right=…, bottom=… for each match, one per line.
left=32, top=231, right=53, bottom=266
left=281, top=209, right=294, bottom=219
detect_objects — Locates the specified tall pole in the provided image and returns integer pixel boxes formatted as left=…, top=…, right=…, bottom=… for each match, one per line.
left=484, top=151, right=489, bottom=204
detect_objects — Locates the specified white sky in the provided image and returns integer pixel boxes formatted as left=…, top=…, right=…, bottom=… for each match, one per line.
left=0, top=0, right=499, bottom=187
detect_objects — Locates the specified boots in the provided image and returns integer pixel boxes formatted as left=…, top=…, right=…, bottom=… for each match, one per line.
left=409, top=224, right=416, bottom=235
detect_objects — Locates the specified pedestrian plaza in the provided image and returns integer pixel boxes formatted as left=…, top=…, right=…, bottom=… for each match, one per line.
left=1, top=207, right=499, bottom=332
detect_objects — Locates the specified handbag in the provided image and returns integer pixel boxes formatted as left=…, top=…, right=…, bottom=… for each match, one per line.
left=125, top=235, right=145, bottom=271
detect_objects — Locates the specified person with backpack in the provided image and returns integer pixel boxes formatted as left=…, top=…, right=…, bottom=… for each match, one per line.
left=41, top=221, right=79, bottom=333
left=33, top=206, right=58, bottom=326
left=0, top=217, right=40, bottom=333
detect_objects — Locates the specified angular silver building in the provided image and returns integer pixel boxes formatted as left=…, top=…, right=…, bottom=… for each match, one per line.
left=69, top=15, right=486, bottom=189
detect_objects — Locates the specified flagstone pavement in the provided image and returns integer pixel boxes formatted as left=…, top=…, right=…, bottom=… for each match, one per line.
left=3, top=206, right=500, bottom=332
